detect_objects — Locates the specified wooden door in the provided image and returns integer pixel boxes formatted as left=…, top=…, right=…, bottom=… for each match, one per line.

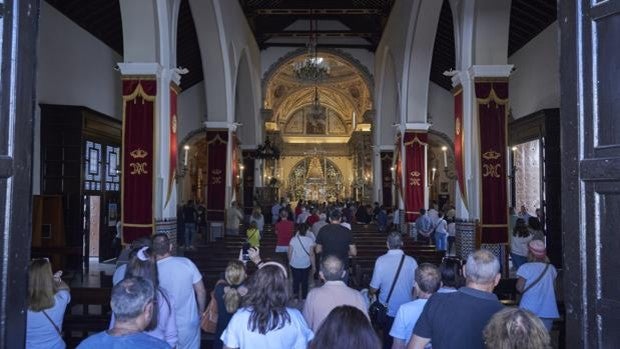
left=560, top=1, right=620, bottom=347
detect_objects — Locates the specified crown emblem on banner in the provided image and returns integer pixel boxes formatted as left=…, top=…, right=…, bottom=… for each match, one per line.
left=482, top=150, right=501, bottom=160
left=172, top=114, right=177, bottom=133
left=130, top=149, right=148, bottom=159
left=212, top=169, right=222, bottom=175
left=455, top=118, right=461, bottom=136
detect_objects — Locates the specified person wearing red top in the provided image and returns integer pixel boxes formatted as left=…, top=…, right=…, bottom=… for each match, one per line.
left=275, top=210, right=295, bottom=264
left=306, top=208, right=320, bottom=226
left=294, top=200, right=303, bottom=218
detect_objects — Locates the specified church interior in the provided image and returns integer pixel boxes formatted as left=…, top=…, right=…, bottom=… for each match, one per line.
left=0, top=0, right=618, bottom=348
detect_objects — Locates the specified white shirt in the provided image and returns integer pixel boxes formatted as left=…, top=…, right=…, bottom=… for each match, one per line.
left=517, top=262, right=559, bottom=318
left=26, top=290, right=71, bottom=349
left=250, top=214, right=265, bottom=232
left=157, top=256, right=203, bottom=348
left=221, top=307, right=314, bottom=349
left=289, top=234, right=314, bottom=269
left=340, top=222, right=351, bottom=230
left=510, top=234, right=534, bottom=257
left=369, top=249, right=418, bottom=317
left=447, top=222, right=456, bottom=237
left=389, top=298, right=428, bottom=343
left=427, top=209, right=439, bottom=226
left=435, top=218, right=447, bottom=234
left=297, top=211, right=310, bottom=224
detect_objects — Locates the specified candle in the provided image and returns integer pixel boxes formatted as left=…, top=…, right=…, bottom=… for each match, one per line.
left=183, top=145, right=190, bottom=166
left=441, top=146, right=448, bottom=167
left=432, top=167, right=437, bottom=182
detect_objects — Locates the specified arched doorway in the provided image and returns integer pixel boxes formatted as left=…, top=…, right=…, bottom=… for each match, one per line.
left=262, top=50, right=375, bottom=203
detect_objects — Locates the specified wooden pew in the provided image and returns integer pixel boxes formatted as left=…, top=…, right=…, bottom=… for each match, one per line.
left=63, top=287, right=111, bottom=348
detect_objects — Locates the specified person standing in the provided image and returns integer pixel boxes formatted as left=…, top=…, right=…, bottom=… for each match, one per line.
left=212, top=261, right=247, bottom=349
left=183, top=200, right=198, bottom=249
left=26, top=259, right=71, bottom=349
left=152, top=234, right=206, bottom=349
left=409, top=250, right=504, bottom=349
left=249, top=206, right=265, bottom=238
left=390, top=263, right=441, bottom=349
left=288, top=222, right=316, bottom=301
left=226, top=201, right=244, bottom=236
left=516, top=240, right=559, bottom=331
left=510, top=218, right=533, bottom=270
left=315, top=210, right=357, bottom=273
left=303, top=255, right=368, bottom=332
left=271, top=199, right=283, bottom=225
left=369, top=232, right=418, bottom=349
left=275, top=209, right=295, bottom=264
left=414, top=209, right=432, bottom=243
left=434, top=212, right=448, bottom=252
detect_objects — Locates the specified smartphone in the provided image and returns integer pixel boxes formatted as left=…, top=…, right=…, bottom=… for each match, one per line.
left=242, top=243, right=250, bottom=261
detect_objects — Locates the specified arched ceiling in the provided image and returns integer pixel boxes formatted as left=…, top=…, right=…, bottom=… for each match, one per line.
left=265, top=52, right=372, bottom=127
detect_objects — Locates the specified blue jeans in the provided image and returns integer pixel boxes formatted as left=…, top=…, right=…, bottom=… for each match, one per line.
left=435, top=232, right=447, bottom=251
left=185, top=223, right=196, bottom=247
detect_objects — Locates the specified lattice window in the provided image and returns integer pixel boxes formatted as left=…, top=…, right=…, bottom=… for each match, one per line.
left=105, top=145, right=120, bottom=192
left=84, top=141, right=102, bottom=191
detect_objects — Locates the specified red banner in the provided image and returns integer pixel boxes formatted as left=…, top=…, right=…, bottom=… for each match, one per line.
left=394, top=134, right=403, bottom=202
left=381, top=151, right=394, bottom=207
left=231, top=133, right=240, bottom=204
left=165, top=85, right=178, bottom=208
left=206, top=131, right=228, bottom=220
left=122, top=79, right=156, bottom=243
left=454, top=88, right=467, bottom=207
left=476, top=81, right=509, bottom=244
left=404, top=132, right=427, bottom=222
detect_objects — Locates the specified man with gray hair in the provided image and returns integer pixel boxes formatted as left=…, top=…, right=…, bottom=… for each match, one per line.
left=77, top=277, right=170, bottom=348
left=369, top=232, right=418, bottom=349
left=408, top=249, right=504, bottom=349
left=302, top=255, right=368, bottom=331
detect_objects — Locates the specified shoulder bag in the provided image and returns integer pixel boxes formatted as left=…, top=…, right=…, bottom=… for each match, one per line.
left=297, top=235, right=311, bottom=256
left=369, top=254, right=405, bottom=328
left=42, top=310, right=62, bottom=336
left=517, top=263, right=550, bottom=303
left=201, top=280, right=226, bottom=333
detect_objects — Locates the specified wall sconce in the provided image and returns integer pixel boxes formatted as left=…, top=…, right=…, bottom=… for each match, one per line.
left=176, top=145, right=190, bottom=180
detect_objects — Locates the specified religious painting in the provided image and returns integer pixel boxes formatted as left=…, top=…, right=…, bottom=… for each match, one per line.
left=440, top=181, right=449, bottom=193
left=306, top=114, right=327, bottom=134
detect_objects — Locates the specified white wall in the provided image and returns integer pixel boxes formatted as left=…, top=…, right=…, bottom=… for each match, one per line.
left=37, top=2, right=122, bottom=118
left=508, top=22, right=559, bottom=119
left=33, top=2, right=123, bottom=194
left=428, top=82, right=454, bottom=139
left=178, top=81, right=206, bottom=143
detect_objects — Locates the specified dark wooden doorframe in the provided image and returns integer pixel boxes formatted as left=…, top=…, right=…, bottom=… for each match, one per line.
left=560, top=1, right=620, bottom=347
left=0, top=0, right=40, bottom=347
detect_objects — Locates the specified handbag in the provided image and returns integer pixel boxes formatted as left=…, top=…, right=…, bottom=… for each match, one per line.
left=517, top=263, right=550, bottom=303
left=297, top=235, right=311, bottom=256
left=42, top=310, right=62, bottom=337
left=201, top=280, right=226, bottom=333
left=369, top=255, right=405, bottom=328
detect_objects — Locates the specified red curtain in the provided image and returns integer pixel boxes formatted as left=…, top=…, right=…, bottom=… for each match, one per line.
left=122, top=79, right=156, bottom=243
left=476, top=81, right=509, bottom=244
left=231, top=133, right=240, bottom=204
left=381, top=151, right=394, bottom=207
left=454, top=88, right=467, bottom=206
left=394, top=134, right=403, bottom=205
left=206, top=131, right=228, bottom=220
left=404, top=132, right=427, bottom=222
left=165, top=85, right=178, bottom=208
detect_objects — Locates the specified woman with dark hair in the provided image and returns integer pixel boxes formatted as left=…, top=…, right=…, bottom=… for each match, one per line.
left=437, top=258, right=463, bottom=293
left=111, top=247, right=178, bottom=348
left=527, top=216, right=545, bottom=241
left=310, top=305, right=380, bottom=349
left=288, top=221, right=316, bottom=301
left=26, top=259, right=71, bottom=349
left=213, top=260, right=247, bottom=349
left=221, top=263, right=313, bottom=349
left=510, top=218, right=533, bottom=270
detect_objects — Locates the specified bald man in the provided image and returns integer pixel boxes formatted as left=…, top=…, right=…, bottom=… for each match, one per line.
left=302, top=255, right=369, bottom=331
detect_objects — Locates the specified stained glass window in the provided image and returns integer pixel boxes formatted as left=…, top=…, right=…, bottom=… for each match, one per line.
left=84, top=141, right=102, bottom=191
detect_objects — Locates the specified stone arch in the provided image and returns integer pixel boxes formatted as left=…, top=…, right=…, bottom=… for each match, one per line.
left=234, top=48, right=260, bottom=145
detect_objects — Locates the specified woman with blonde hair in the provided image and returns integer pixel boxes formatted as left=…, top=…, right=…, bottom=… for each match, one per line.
left=483, top=307, right=551, bottom=349
left=213, top=260, right=248, bottom=349
left=26, top=258, right=71, bottom=349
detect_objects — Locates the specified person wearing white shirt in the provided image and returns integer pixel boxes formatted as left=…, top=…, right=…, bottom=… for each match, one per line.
left=288, top=223, right=316, bottom=300
left=434, top=212, right=448, bottom=252
left=152, top=234, right=206, bottom=349
left=390, top=263, right=441, bottom=349
left=369, top=232, right=418, bottom=349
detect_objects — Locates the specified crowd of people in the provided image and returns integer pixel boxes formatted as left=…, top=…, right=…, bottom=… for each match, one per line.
left=24, top=199, right=558, bottom=349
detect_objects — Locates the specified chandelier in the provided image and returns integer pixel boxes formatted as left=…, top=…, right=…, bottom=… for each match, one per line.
left=292, top=17, right=330, bottom=82
left=308, top=86, right=326, bottom=121
left=255, top=137, right=280, bottom=160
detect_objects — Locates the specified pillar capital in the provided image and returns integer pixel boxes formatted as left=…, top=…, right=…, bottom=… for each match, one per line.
left=404, top=122, right=432, bottom=132
left=451, top=65, right=514, bottom=88
left=117, top=63, right=184, bottom=86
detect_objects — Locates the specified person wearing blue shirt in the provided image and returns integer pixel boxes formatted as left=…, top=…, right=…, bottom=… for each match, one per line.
left=369, top=232, right=418, bottom=349
left=390, top=263, right=441, bottom=349
left=77, top=277, right=170, bottom=349
left=414, top=209, right=432, bottom=243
